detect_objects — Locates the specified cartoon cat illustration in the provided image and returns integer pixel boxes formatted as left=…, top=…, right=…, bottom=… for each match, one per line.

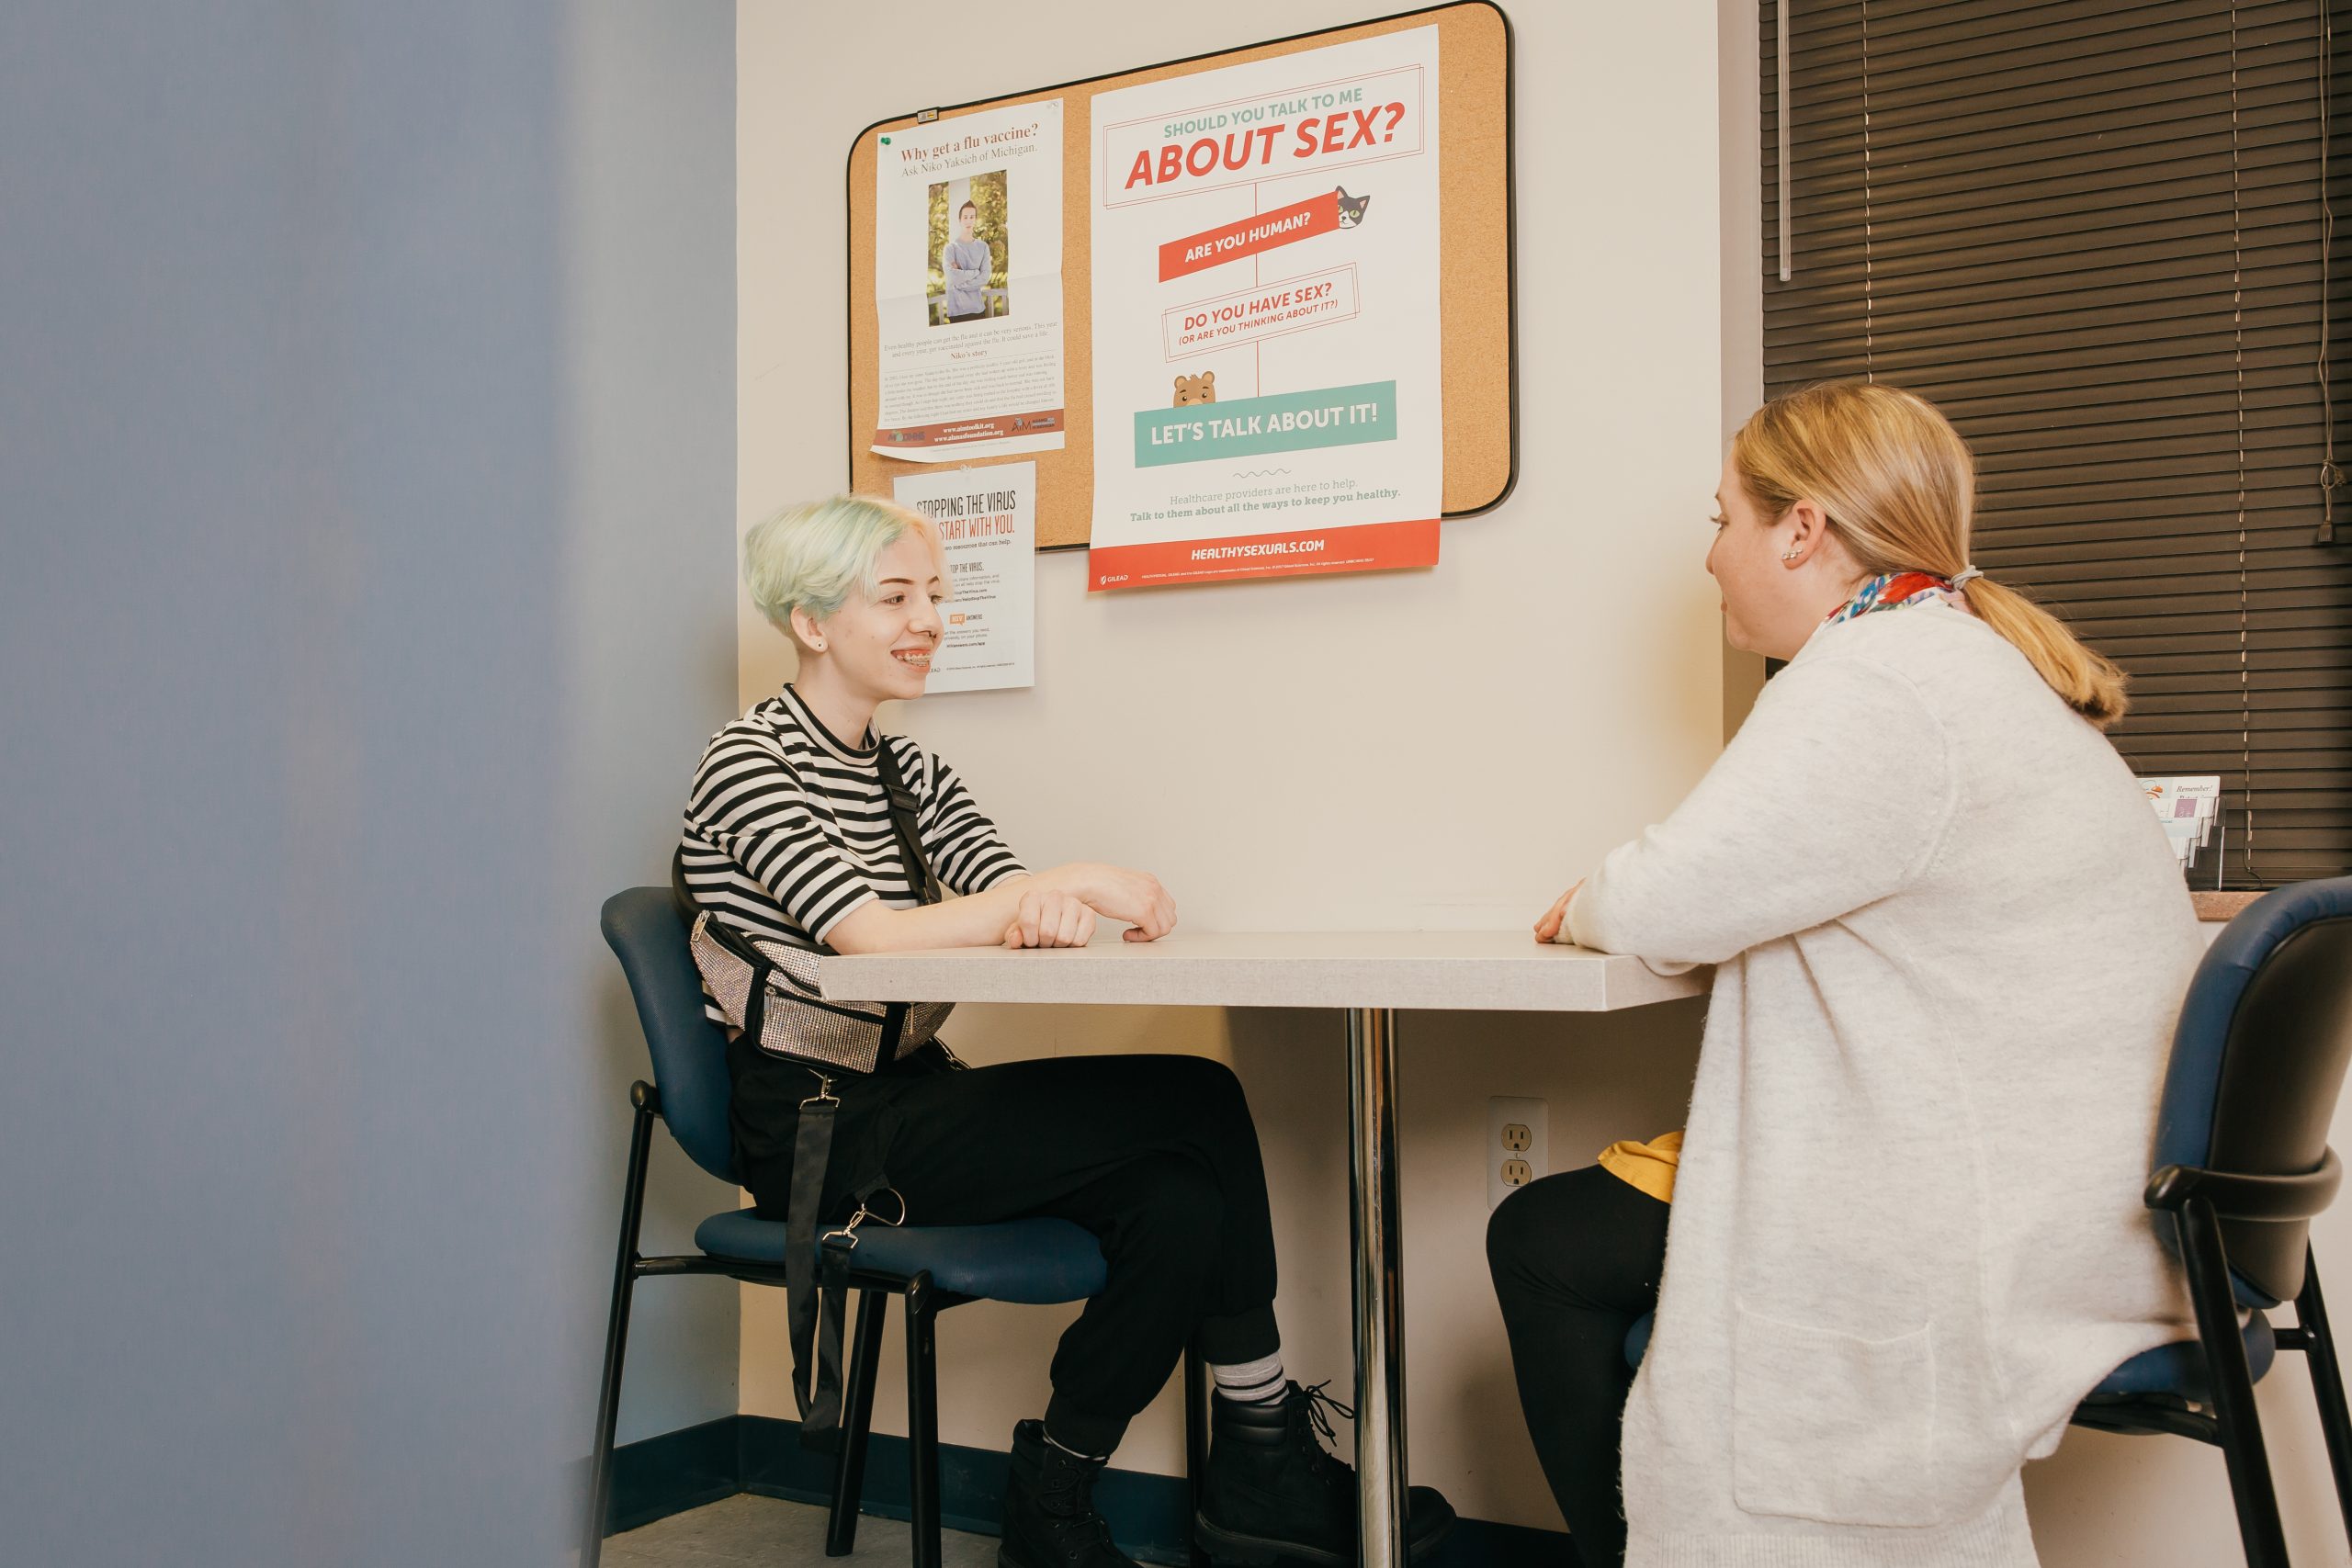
left=1173, top=371, right=1217, bottom=406
left=1335, top=187, right=1371, bottom=228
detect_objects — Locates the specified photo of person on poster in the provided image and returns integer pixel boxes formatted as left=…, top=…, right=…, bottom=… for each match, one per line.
left=928, top=170, right=1009, bottom=327
left=943, top=199, right=990, bottom=321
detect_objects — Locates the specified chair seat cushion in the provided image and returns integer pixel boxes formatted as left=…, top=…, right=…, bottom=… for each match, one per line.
left=692, top=1207, right=792, bottom=1263
left=694, top=1209, right=1107, bottom=1304
left=2090, top=1313, right=2278, bottom=1400
left=1625, top=1312, right=1654, bottom=1371
left=1623, top=1310, right=2276, bottom=1402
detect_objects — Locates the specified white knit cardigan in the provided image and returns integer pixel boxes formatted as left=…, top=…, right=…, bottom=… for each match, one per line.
left=1567, top=603, right=2204, bottom=1567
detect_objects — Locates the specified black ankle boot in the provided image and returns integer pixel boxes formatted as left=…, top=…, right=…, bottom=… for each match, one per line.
left=999, top=1419, right=1142, bottom=1568
left=1195, top=1382, right=1456, bottom=1566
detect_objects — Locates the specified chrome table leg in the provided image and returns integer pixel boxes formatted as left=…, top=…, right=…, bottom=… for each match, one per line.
left=1346, top=1006, right=1408, bottom=1568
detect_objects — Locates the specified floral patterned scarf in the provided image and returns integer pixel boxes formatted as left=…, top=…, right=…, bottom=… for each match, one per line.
left=1821, top=570, right=1971, bottom=628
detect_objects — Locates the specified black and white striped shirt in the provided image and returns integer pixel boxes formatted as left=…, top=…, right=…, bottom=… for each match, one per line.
left=680, top=687, right=1027, bottom=987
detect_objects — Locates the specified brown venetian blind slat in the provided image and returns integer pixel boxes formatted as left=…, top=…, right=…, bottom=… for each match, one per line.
left=1798, top=152, right=2321, bottom=225
left=1782, top=85, right=2316, bottom=159
left=1785, top=66, right=2315, bottom=148
left=1765, top=239, right=2322, bottom=300
left=1760, top=0, right=2352, bottom=887
left=1792, top=5, right=2292, bottom=74
left=1779, top=204, right=2321, bottom=272
left=1804, top=34, right=2319, bottom=110
left=1770, top=271, right=2324, bottom=337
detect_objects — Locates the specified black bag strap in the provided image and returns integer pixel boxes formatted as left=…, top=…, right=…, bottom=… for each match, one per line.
left=784, top=1078, right=840, bottom=1436
left=785, top=1001, right=909, bottom=1449
left=867, top=740, right=926, bottom=1068
left=874, top=740, right=943, bottom=907
left=670, top=841, right=698, bottom=925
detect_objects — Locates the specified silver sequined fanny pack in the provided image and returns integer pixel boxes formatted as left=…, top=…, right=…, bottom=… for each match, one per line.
left=687, top=910, right=951, bottom=1073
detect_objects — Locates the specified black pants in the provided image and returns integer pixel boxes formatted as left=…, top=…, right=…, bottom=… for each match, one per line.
left=1485, top=1165, right=1671, bottom=1568
left=741, top=1051, right=1282, bottom=1457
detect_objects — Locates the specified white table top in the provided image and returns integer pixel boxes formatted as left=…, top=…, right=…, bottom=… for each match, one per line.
left=819, top=931, right=1709, bottom=1013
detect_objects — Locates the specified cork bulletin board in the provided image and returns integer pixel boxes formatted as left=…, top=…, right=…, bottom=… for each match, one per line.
left=845, top=1, right=1516, bottom=550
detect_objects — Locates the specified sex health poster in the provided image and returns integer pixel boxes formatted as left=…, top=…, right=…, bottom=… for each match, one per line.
left=1086, top=26, right=1442, bottom=590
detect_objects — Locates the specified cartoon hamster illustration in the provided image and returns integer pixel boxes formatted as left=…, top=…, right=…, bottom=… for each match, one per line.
left=1173, top=371, right=1217, bottom=406
left=1335, top=186, right=1371, bottom=228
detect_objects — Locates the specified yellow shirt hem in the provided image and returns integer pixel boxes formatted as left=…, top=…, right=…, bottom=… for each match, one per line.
left=1596, top=1128, right=1684, bottom=1204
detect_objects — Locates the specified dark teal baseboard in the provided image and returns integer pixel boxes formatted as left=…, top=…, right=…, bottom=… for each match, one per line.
left=608, top=1414, right=1581, bottom=1566
left=605, top=1416, right=743, bottom=1535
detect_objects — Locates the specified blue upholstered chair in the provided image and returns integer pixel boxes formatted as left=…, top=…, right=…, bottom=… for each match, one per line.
left=2070, top=875, right=2352, bottom=1566
left=588, top=887, right=1207, bottom=1568
left=1625, top=876, right=2352, bottom=1568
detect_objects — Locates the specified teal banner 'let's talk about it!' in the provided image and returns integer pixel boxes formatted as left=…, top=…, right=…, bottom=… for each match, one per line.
left=1133, top=380, right=1397, bottom=468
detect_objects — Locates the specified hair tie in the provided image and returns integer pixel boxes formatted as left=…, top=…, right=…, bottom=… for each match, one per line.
left=1948, top=565, right=1984, bottom=589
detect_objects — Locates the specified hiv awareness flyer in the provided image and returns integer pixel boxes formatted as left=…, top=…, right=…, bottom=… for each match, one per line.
left=1086, top=27, right=1442, bottom=591
left=872, top=100, right=1066, bottom=462
left=891, top=463, right=1037, bottom=694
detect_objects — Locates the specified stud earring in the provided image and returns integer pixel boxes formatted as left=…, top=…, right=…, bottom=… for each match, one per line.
left=811, top=640, right=826, bottom=651
left=1781, top=550, right=1801, bottom=561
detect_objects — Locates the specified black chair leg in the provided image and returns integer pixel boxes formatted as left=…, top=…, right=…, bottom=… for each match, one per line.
left=826, top=1290, right=889, bottom=1558
left=2296, top=1244, right=2352, bottom=1551
left=1184, top=1348, right=1210, bottom=1568
left=583, top=1085, right=659, bottom=1568
left=2181, top=1197, right=2290, bottom=1568
left=906, top=1272, right=943, bottom=1568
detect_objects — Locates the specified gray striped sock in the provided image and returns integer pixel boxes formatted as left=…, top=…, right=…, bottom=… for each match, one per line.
left=1210, top=1351, right=1285, bottom=1406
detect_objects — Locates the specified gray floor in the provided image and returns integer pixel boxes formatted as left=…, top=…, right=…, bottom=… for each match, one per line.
left=604, top=1494, right=1001, bottom=1567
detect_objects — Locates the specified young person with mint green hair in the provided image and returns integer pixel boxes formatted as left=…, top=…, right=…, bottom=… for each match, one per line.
left=678, top=494, right=1453, bottom=1568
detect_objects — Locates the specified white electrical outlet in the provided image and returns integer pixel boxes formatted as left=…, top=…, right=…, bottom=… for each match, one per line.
left=1487, top=1096, right=1549, bottom=1211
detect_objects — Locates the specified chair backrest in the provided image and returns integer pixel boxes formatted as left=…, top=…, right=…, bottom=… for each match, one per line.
left=2154, top=875, right=2352, bottom=1304
left=601, top=886, right=738, bottom=1184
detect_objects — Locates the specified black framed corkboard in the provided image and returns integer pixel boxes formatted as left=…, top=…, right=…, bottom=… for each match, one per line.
left=845, top=1, right=1517, bottom=548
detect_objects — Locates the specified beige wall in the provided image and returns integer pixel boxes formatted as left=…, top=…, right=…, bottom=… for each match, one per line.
left=1717, top=0, right=1769, bottom=738
left=735, top=0, right=2352, bottom=1555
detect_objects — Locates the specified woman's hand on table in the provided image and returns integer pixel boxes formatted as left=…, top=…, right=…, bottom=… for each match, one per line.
left=831, top=863, right=1168, bottom=954
left=1056, top=862, right=1178, bottom=943
left=1533, top=880, right=1585, bottom=945
left=993, top=863, right=1176, bottom=947
left=1002, top=885, right=1098, bottom=949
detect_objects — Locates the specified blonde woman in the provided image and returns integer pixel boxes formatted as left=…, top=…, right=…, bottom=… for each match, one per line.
left=1488, top=383, right=2201, bottom=1567
left=681, top=496, right=1451, bottom=1568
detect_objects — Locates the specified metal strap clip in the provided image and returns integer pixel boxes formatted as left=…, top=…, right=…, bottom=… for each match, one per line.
left=822, top=1186, right=907, bottom=1251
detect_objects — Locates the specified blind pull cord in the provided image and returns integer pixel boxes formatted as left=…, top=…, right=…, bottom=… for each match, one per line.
left=2322, top=0, right=2342, bottom=544
left=1777, top=0, right=1791, bottom=283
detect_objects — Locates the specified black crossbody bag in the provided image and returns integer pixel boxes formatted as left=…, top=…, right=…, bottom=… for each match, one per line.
left=672, top=739, right=952, bottom=1447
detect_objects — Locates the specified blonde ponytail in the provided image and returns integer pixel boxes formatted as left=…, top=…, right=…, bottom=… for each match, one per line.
left=1733, top=382, right=2131, bottom=728
left=1948, top=577, right=2128, bottom=728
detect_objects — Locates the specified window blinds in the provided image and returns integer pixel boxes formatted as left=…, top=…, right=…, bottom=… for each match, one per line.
left=1761, top=0, right=2352, bottom=886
